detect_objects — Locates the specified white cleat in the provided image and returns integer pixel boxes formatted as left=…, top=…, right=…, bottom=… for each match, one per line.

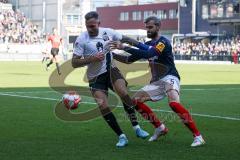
left=135, top=128, right=149, bottom=139
left=149, top=125, right=168, bottom=142
left=116, top=134, right=128, bottom=148
left=191, top=135, right=205, bottom=147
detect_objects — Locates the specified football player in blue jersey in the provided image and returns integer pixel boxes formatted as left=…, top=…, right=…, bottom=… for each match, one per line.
left=110, top=16, right=205, bottom=147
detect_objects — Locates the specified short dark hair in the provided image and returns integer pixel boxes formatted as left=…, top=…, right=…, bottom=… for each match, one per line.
left=144, top=16, right=161, bottom=27
left=85, top=11, right=99, bottom=21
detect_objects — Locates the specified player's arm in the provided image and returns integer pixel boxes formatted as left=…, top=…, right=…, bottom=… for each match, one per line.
left=123, top=46, right=158, bottom=59
left=109, top=29, right=148, bottom=50
left=109, top=29, right=155, bottom=59
left=121, top=36, right=149, bottom=50
left=71, top=39, right=104, bottom=68
left=121, top=35, right=139, bottom=46
left=72, top=54, right=89, bottom=68
left=72, top=53, right=105, bottom=68
left=112, top=52, right=141, bottom=64
left=110, top=41, right=160, bottom=59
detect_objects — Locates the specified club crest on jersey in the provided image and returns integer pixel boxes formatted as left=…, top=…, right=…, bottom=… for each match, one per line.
left=75, top=42, right=80, bottom=48
left=155, top=42, right=165, bottom=53
left=103, top=32, right=110, bottom=41
left=96, top=42, right=104, bottom=52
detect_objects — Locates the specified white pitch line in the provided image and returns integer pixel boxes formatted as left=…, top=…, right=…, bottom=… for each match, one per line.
left=131, top=88, right=240, bottom=92
left=1, top=92, right=240, bottom=121
left=150, top=109, right=240, bottom=121
left=182, top=88, right=240, bottom=91
left=0, top=93, right=59, bottom=101
left=0, top=87, right=240, bottom=94
left=0, top=91, right=57, bottom=94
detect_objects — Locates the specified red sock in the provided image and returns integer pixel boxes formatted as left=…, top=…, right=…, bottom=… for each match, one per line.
left=169, top=102, right=200, bottom=137
left=136, top=102, right=161, bottom=128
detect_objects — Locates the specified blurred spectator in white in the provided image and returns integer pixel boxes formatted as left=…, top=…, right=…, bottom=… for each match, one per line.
left=173, top=36, right=240, bottom=56
left=0, top=0, right=8, bottom=3
left=0, top=6, right=44, bottom=44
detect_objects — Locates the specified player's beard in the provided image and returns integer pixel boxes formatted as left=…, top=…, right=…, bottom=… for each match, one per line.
left=89, top=29, right=99, bottom=37
left=147, top=31, right=158, bottom=39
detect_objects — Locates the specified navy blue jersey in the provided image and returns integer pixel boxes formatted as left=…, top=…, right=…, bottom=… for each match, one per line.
left=145, top=36, right=180, bottom=82
left=122, top=36, right=180, bottom=82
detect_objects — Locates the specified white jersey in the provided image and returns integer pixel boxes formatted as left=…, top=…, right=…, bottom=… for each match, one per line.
left=73, top=27, right=122, bottom=80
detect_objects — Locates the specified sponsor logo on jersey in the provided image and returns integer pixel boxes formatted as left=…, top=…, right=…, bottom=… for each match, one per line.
left=155, top=42, right=165, bottom=53
left=103, top=32, right=110, bottom=41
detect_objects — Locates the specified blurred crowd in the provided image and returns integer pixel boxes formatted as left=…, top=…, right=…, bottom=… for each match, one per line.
left=0, top=0, right=8, bottom=3
left=0, top=8, right=43, bottom=44
left=173, top=36, right=240, bottom=56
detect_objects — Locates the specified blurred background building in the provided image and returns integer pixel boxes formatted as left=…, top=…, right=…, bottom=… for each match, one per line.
left=179, top=0, right=240, bottom=35
left=0, top=0, right=239, bottom=63
left=97, top=1, right=178, bottom=39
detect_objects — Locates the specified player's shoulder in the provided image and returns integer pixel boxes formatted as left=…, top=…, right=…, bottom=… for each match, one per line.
left=74, top=32, right=88, bottom=49
left=156, top=36, right=171, bottom=49
left=153, top=36, right=171, bottom=53
left=158, top=36, right=171, bottom=45
left=99, top=27, right=116, bottom=35
left=100, top=27, right=122, bottom=40
left=76, top=32, right=89, bottom=42
left=99, top=27, right=112, bottom=32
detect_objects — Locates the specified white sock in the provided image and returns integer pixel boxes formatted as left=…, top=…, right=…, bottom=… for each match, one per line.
left=119, top=134, right=126, bottom=138
left=133, top=125, right=140, bottom=131
left=157, top=124, right=165, bottom=131
left=195, top=135, right=202, bottom=138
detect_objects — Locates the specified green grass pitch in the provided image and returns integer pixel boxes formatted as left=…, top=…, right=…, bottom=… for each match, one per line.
left=0, top=61, right=240, bottom=160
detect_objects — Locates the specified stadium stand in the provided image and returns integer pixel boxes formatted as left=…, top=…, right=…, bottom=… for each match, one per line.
left=0, top=1, right=46, bottom=61
left=0, top=2, right=43, bottom=44
left=0, top=0, right=8, bottom=3
left=173, top=36, right=240, bottom=63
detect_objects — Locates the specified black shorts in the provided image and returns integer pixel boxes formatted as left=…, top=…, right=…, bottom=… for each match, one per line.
left=89, top=67, right=128, bottom=93
left=51, top=48, right=59, bottom=57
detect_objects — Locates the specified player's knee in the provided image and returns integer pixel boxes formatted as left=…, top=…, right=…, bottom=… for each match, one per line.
left=167, top=90, right=180, bottom=103
left=96, top=99, right=107, bottom=109
left=133, top=97, right=145, bottom=105
left=99, top=107, right=112, bottom=116
left=117, top=89, right=128, bottom=99
left=98, top=104, right=108, bottom=111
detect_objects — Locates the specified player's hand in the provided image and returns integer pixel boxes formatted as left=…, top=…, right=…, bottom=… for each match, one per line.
left=90, top=53, right=105, bottom=62
left=109, top=41, right=125, bottom=50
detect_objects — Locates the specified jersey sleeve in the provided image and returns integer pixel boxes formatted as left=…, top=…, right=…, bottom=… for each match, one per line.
left=136, top=42, right=151, bottom=50
left=123, top=46, right=158, bottom=59
left=107, top=28, right=123, bottom=41
left=73, top=36, right=84, bottom=57
left=152, top=39, right=167, bottom=54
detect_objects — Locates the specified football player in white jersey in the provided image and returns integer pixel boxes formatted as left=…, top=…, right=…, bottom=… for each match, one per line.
left=72, top=11, right=154, bottom=148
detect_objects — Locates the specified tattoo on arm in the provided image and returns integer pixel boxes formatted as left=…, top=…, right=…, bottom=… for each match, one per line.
left=72, top=54, right=92, bottom=68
